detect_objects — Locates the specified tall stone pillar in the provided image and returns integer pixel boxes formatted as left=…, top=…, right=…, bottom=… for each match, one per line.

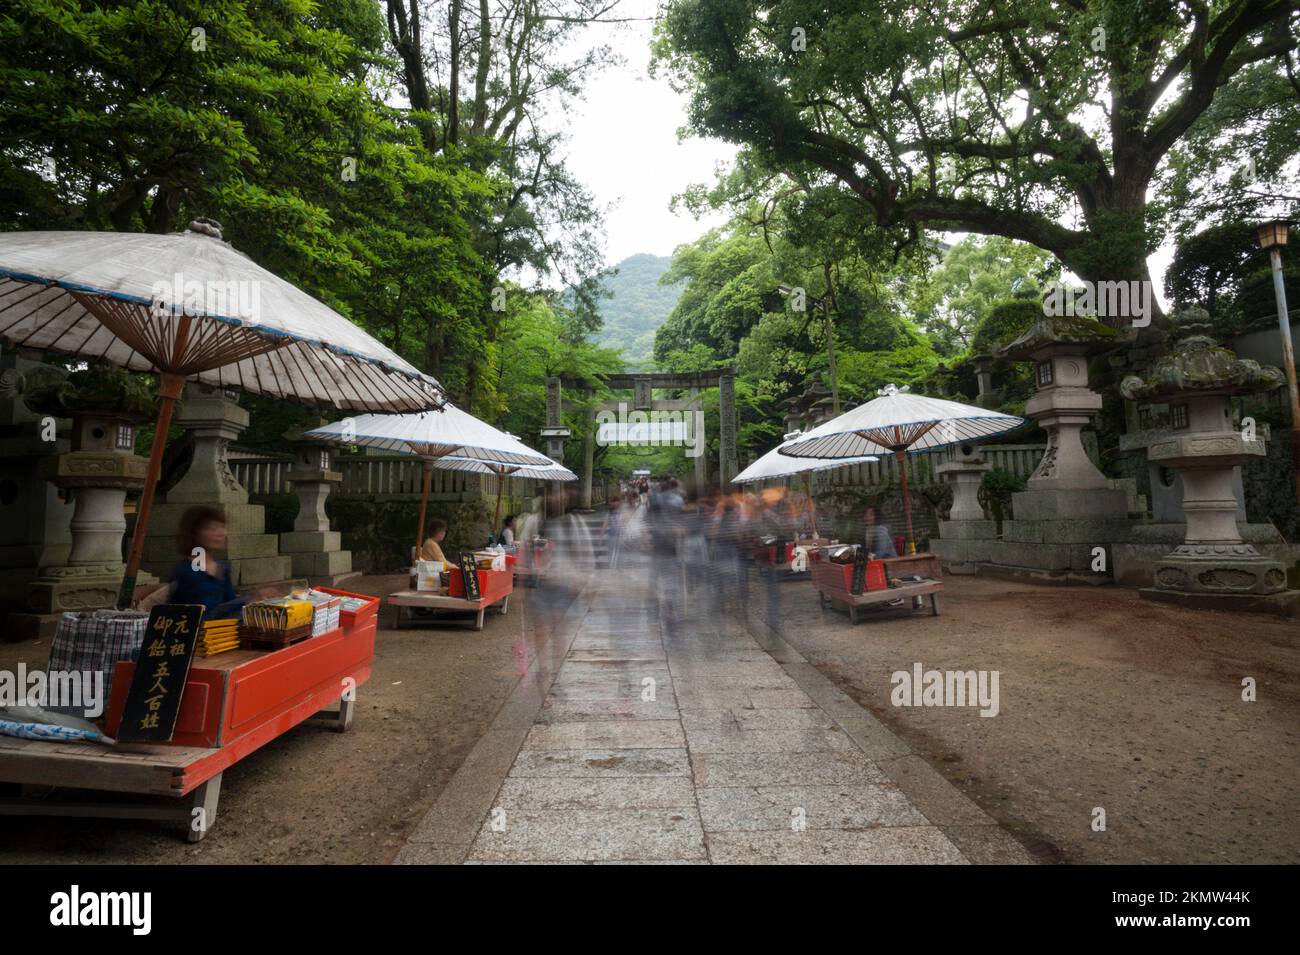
left=719, top=374, right=738, bottom=488
left=579, top=394, right=595, bottom=510
left=690, top=386, right=707, bottom=495
left=142, top=383, right=292, bottom=586
left=279, top=420, right=355, bottom=584
left=542, top=377, right=569, bottom=517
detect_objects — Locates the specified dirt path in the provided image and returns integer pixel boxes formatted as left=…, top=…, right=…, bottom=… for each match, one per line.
left=758, top=573, right=1300, bottom=864
left=0, top=576, right=555, bottom=864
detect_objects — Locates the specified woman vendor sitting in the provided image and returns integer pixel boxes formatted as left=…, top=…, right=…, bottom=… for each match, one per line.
left=167, top=505, right=250, bottom=619
left=420, top=518, right=449, bottom=563
left=499, top=514, right=517, bottom=548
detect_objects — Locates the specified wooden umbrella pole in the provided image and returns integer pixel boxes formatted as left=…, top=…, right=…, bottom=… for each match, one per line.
left=803, top=473, right=817, bottom=538
left=896, top=448, right=916, bottom=554
left=493, top=477, right=505, bottom=534
left=414, top=458, right=434, bottom=559
left=117, top=372, right=186, bottom=608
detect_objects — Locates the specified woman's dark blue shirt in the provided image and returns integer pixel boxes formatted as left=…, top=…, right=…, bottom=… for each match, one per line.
left=169, top=559, right=245, bottom=619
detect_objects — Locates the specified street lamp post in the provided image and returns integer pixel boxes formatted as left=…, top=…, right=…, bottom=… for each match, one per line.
left=1256, top=219, right=1299, bottom=508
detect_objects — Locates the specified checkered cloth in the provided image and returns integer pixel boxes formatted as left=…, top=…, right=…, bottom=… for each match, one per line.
left=96, top=609, right=148, bottom=699
left=47, top=610, right=149, bottom=713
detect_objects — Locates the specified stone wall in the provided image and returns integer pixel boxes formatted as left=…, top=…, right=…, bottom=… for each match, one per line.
left=327, top=492, right=542, bottom=573
left=812, top=484, right=942, bottom=548
left=1241, top=426, right=1298, bottom=541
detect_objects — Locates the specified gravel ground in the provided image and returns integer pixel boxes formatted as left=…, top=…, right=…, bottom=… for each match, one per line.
left=753, top=571, right=1300, bottom=864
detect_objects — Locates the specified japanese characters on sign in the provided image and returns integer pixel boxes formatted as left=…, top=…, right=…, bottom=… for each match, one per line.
left=458, top=553, right=482, bottom=601
left=116, top=604, right=204, bottom=743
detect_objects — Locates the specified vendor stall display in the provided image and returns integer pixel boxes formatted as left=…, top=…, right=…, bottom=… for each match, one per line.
left=0, top=587, right=379, bottom=841
left=809, top=545, right=944, bottom=623
left=780, top=385, right=1023, bottom=554
left=735, top=433, right=878, bottom=542
left=432, top=454, right=576, bottom=536
left=389, top=551, right=514, bottom=631
left=196, top=618, right=240, bottom=657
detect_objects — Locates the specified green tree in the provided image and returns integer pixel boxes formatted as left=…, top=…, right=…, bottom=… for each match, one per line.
left=655, top=0, right=1300, bottom=313
left=909, top=236, right=1057, bottom=355
left=0, top=0, right=495, bottom=398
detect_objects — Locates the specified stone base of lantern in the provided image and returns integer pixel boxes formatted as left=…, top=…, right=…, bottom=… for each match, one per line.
left=1113, top=523, right=1300, bottom=588
left=1149, top=548, right=1288, bottom=595
left=975, top=483, right=1132, bottom=583
left=279, top=530, right=356, bottom=585
left=931, top=520, right=996, bottom=573
left=10, top=566, right=160, bottom=639
left=1140, top=584, right=1300, bottom=618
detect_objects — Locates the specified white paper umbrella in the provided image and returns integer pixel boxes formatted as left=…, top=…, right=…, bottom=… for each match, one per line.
left=305, top=406, right=554, bottom=554
left=736, top=436, right=878, bottom=539
left=780, top=385, right=1023, bottom=548
left=434, top=456, right=577, bottom=531
left=0, top=223, right=443, bottom=411
left=734, top=442, right=878, bottom=484
left=0, top=220, right=446, bottom=607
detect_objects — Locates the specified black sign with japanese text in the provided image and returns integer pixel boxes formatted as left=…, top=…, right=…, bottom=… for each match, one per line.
left=116, top=603, right=205, bottom=742
left=458, top=552, right=482, bottom=601
left=850, top=547, right=868, bottom=595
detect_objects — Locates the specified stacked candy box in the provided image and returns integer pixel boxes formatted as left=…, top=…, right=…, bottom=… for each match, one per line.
left=197, top=618, right=241, bottom=657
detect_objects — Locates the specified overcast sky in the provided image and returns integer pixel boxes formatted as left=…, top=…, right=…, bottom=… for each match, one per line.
left=558, top=1, right=734, bottom=266
left=554, top=2, right=1175, bottom=304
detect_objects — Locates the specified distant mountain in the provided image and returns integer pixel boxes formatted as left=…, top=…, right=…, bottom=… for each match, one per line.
left=595, top=253, right=682, bottom=367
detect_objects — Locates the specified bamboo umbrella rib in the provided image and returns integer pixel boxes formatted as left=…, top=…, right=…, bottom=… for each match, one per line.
left=314, top=348, right=361, bottom=407
left=285, top=345, right=327, bottom=408
left=358, top=357, right=406, bottom=412
left=322, top=350, right=367, bottom=410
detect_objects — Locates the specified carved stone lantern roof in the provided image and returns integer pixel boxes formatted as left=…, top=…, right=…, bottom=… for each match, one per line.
left=998, top=315, right=1126, bottom=361
left=1119, top=307, right=1283, bottom=401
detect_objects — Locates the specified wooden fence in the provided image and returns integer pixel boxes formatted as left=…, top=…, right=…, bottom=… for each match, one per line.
left=229, top=453, right=546, bottom=502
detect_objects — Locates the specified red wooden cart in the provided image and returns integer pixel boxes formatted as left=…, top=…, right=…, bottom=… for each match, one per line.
left=0, top=587, right=379, bottom=841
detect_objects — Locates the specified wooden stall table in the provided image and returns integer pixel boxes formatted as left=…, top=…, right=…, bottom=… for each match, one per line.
left=882, top=552, right=943, bottom=582
left=809, top=550, right=943, bottom=623
left=0, top=587, right=379, bottom=841
left=389, top=565, right=513, bottom=631
left=753, top=539, right=825, bottom=578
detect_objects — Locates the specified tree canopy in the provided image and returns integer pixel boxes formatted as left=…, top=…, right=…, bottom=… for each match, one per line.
left=655, top=0, right=1300, bottom=314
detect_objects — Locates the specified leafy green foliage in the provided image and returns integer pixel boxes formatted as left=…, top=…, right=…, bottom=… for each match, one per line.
left=971, top=300, right=1044, bottom=356
left=593, top=254, right=685, bottom=366
left=1165, top=222, right=1300, bottom=333
left=655, top=0, right=1300, bottom=302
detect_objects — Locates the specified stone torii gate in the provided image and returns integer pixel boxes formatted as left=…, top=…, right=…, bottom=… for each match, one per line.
left=549, top=370, right=739, bottom=508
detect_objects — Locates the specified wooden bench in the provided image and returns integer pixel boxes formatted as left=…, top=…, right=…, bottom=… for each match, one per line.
left=389, top=589, right=509, bottom=631
left=816, top=579, right=943, bottom=622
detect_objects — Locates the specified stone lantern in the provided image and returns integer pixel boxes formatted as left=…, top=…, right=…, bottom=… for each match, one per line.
left=19, top=372, right=151, bottom=618
left=931, top=442, right=995, bottom=574
left=982, top=316, right=1134, bottom=580
left=279, top=418, right=354, bottom=584
left=31, top=411, right=149, bottom=611
left=1120, top=307, right=1294, bottom=609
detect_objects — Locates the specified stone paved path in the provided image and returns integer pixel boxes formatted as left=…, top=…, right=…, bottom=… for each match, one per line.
left=397, top=549, right=1031, bottom=864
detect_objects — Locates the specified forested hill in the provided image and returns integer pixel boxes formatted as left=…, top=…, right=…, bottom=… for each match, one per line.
left=596, top=253, right=683, bottom=366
